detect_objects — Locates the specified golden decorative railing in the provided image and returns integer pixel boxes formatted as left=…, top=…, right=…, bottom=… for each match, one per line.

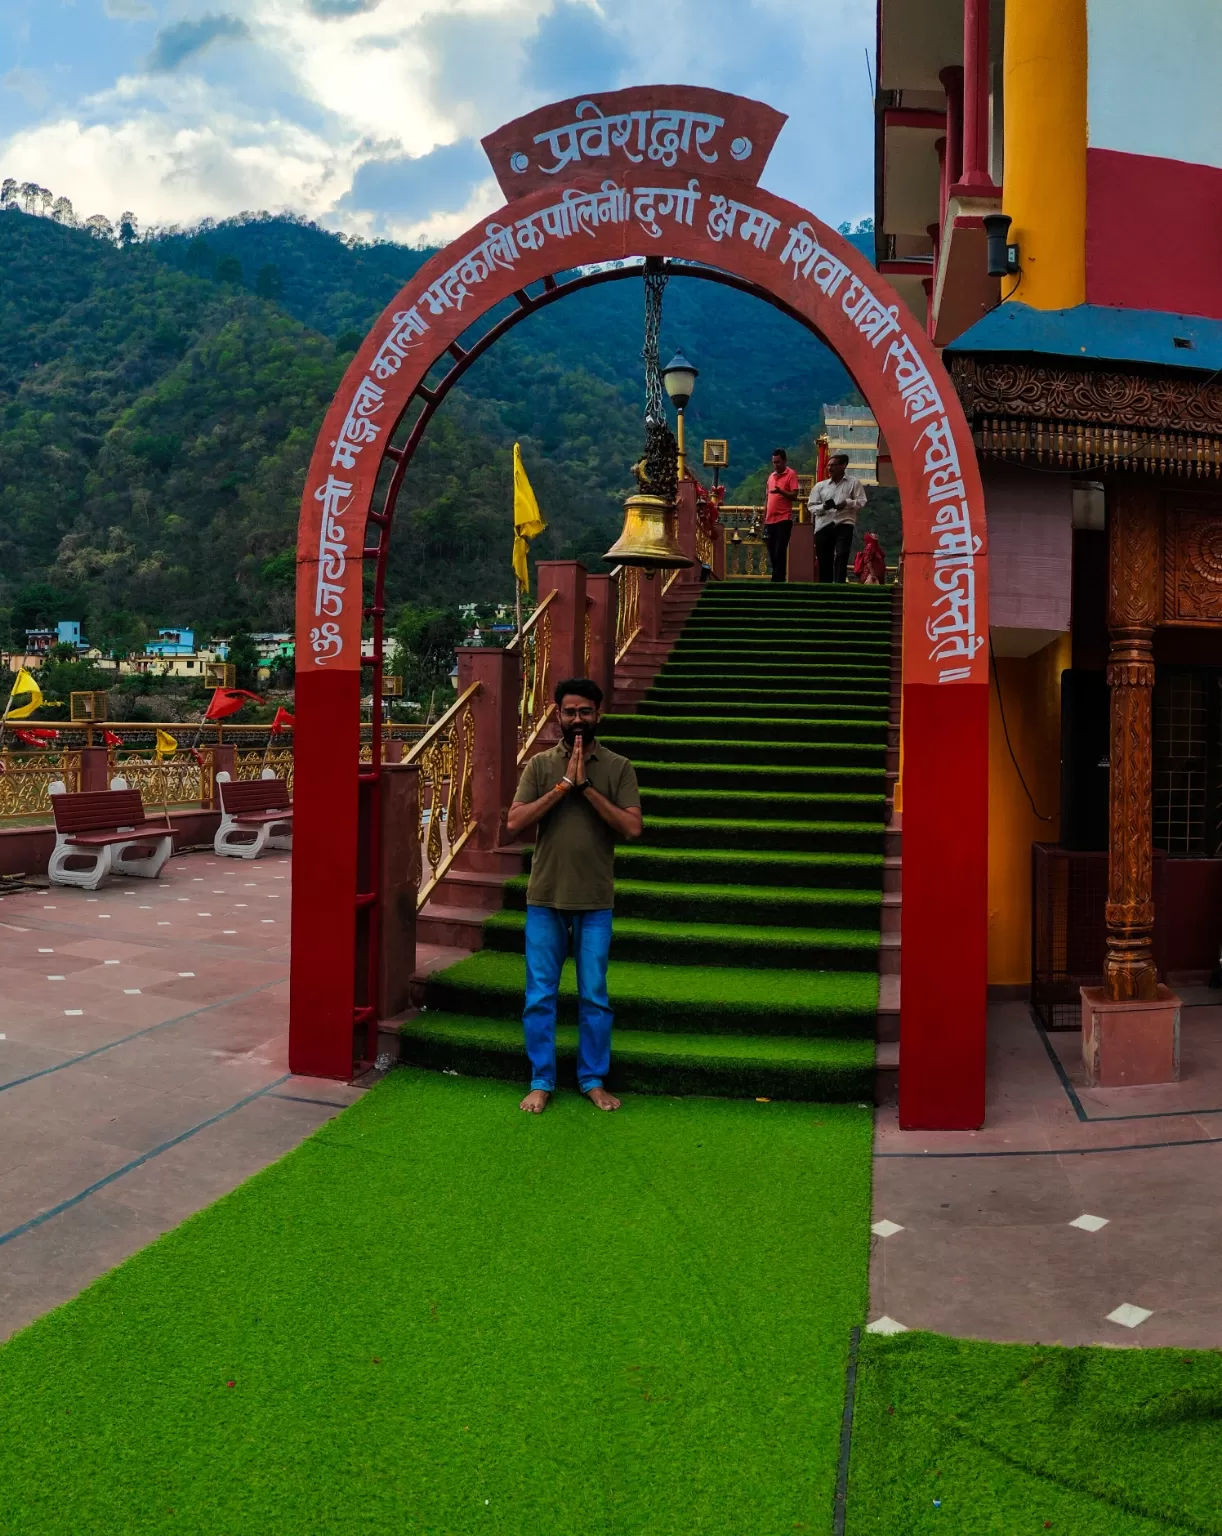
left=661, top=567, right=682, bottom=595
left=583, top=602, right=592, bottom=675
left=613, top=565, right=642, bottom=662
left=0, top=752, right=81, bottom=820
left=236, top=748, right=294, bottom=789
left=720, top=506, right=769, bottom=579
left=507, top=589, right=556, bottom=763
left=404, top=681, right=479, bottom=908
left=110, top=754, right=212, bottom=809
left=695, top=516, right=715, bottom=570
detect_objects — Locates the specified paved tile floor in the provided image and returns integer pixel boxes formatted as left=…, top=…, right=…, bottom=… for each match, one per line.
left=0, top=848, right=363, bottom=1341
left=871, top=994, right=1222, bottom=1347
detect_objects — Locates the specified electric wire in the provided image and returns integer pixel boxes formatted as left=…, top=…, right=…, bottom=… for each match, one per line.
left=988, top=631, right=1057, bottom=822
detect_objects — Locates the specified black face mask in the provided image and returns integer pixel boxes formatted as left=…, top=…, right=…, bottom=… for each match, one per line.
left=561, top=721, right=596, bottom=748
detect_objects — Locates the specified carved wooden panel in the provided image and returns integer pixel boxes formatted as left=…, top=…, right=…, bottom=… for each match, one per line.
left=950, top=355, right=1222, bottom=434
left=1164, top=503, right=1222, bottom=623
left=1107, top=481, right=1162, bottom=628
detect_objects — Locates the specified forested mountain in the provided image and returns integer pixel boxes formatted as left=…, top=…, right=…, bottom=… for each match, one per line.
left=0, top=205, right=870, bottom=646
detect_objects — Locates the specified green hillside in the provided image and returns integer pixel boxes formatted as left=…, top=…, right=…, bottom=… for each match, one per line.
left=0, top=206, right=866, bottom=643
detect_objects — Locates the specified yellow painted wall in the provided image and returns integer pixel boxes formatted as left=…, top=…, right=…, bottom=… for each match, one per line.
left=988, top=634, right=1070, bottom=985
left=1002, top=0, right=1087, bottom=309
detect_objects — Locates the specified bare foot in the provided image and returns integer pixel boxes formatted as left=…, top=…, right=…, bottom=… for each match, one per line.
left=519, top=1089, right=551, bottom=1113
left=585, top=1087, right=622, bottom=1112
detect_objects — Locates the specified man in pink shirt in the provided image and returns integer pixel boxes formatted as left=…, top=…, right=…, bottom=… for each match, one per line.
left=764, top=448, right=800, bottom=582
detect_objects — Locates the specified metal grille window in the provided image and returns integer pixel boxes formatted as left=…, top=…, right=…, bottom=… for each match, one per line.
left=1152, top=669, right=1217, bottom=855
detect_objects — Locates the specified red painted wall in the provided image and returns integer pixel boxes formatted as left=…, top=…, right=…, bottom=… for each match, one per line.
left=1087, top=147, right=1222, bottom=320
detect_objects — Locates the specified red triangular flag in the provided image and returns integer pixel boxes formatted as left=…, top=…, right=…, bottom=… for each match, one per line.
left=270, top=707, right=295, bottom=733
left=203, top=687, right=263, bottom=722
left=12, top=727, right=59, bottom=746
left=103, top=729, right=123, bottom=748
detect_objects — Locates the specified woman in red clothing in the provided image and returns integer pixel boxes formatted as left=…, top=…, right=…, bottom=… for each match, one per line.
left=764, top=448, right=800, bottom=582
left=854, top=530, right=887, bottom=585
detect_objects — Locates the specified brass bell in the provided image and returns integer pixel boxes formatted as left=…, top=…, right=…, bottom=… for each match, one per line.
left=604, top=492, right=694, bottom=571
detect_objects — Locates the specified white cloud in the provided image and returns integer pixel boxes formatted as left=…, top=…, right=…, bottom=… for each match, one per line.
left=0, top=0, right=876, bottom=240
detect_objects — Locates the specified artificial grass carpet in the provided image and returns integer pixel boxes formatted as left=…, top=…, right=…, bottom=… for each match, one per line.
left=849, top=1331, right=1222, bottom=1534
left=0, top=1070, right=874, bottom=1535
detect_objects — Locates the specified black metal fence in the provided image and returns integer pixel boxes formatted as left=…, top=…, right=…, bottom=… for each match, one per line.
left=1031, top=844, right=1108, bottom=1030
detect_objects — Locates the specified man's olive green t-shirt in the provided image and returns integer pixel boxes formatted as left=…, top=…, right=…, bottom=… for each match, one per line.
left=514, top=740, right=641, bottom=910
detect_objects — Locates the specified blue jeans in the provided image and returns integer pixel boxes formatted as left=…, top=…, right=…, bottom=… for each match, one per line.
left=523, top=905, right=613, bottom=1093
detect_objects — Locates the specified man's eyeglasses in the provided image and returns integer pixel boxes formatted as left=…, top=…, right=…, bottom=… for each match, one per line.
left=559, top=706, right=597, bottom=721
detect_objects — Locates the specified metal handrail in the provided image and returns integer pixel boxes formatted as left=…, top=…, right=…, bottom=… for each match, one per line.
left=613, top=564, right=643, bottom=663
left=404, top=681, right=481, bottom=764
left=505, top=587, right=557, bottom=653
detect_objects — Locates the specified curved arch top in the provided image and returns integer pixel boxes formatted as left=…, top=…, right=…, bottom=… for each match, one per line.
left=295, top=169, right=987, bottom=690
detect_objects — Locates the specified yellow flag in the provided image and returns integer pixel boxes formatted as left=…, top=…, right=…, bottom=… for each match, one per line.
left=512, top=442, right=546, bottom=591
left=155, top=729, right=178, bottom=758
left=5, top=668, right=43, bottom=720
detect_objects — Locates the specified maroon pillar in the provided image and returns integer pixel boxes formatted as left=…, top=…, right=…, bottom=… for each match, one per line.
left=378, top=760, right=419, bottom=1019
left=638, top=570, right=663, bottom=640
left=957, top=0, right=992, bottom=189
left=939, top=66, right=964, bottom=192
left=457, top=645, right=521, bottom=850
left=78, top=746, right=109, bottom=793
left=789, top=521, right=815, bottom=583
left=675, top=480, right=700, bottom=586
left=586, top=574, right=616, bottom=702
left=713, top=522, right=725, bottom=581
left=210, top=744, right=236, bottom=808
left=537, top=561, right=588, bottom=684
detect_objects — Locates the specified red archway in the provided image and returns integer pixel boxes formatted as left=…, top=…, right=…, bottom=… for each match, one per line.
left=291, top=88, right=989, bottom=1130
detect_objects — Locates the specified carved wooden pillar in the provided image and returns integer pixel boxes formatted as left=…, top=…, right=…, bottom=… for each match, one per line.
left=1104, top=482, right=1161, bottom=1001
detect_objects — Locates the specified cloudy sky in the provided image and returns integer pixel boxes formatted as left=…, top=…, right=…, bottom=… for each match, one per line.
left=0, top=0, right=876, bottom=246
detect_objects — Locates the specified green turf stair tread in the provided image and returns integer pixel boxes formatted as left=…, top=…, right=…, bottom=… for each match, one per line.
left=602, top=735, right=886, bottom=767
left=426, top=951, right=879, bottom=1036
left=636, top=813, right=887, bottom=853
left=632, top=760, right=888, bottom=794
left=612, top=844, right=884, bottom=888
left=639, top=786, right=886, bottom=818
left=483, top=909, right=880, bottom=970
left=400, top=1013, right=875, bottom=1100
left=634, top=700, right=891, bottom=720
left=601, top=713, right=890, bottom=743
left=503, top=873, right=883, bottom=924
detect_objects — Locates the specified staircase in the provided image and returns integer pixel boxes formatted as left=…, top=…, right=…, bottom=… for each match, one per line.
left=401, top=580, right=896, bottom=1102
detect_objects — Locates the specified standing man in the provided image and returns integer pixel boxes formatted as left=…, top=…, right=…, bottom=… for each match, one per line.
left=811, top=453, right=868, bottom=583
left=764, top=448, right=800, bottom=582
left=506, top=677, right=642, bottom=1115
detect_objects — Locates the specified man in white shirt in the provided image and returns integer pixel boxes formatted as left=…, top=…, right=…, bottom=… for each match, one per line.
left=809, top=453, right=868, bottom=584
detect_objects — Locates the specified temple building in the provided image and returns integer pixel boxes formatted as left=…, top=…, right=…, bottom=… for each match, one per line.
left=876, top=0, right=1222, bottom=1058
left=821, top=404, right=879, bottom=484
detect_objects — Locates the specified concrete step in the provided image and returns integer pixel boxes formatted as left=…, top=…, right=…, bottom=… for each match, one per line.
left=429, top=868, right=512, bottom=911
left=881, top=890, right=900, bottom=934
left=876, top=973, right=899, bottom=1043
left=875, top=1038, right=898, bottom=1104
left=879, top=932, right=900, bottom=975
left=883, top=855, right=902, bottom=894
left=457, top=845, right=528, bottom=877
left=416, top=902, right=486, bottom=950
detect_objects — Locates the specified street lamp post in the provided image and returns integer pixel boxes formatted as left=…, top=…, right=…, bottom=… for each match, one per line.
left=662, top=350, right=698, bottom=480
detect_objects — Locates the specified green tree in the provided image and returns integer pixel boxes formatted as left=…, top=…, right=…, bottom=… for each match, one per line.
left=391, top=602, right=465, bottom=702
left=227, top=629, right=260, bottom=688
left=255, top=263, right=283, bottom=301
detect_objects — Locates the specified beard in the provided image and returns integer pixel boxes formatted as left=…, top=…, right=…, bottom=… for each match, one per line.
left=561, top=722, right=596, bottom=748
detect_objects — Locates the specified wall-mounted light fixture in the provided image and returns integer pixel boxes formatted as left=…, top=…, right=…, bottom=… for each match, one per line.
left=982, top=212, right=1020, bottom=278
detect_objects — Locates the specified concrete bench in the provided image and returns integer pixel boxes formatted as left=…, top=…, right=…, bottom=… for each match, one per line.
left=214, top=771, right=293, bottom=860
left=48, top=784, right=173, bottom=890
